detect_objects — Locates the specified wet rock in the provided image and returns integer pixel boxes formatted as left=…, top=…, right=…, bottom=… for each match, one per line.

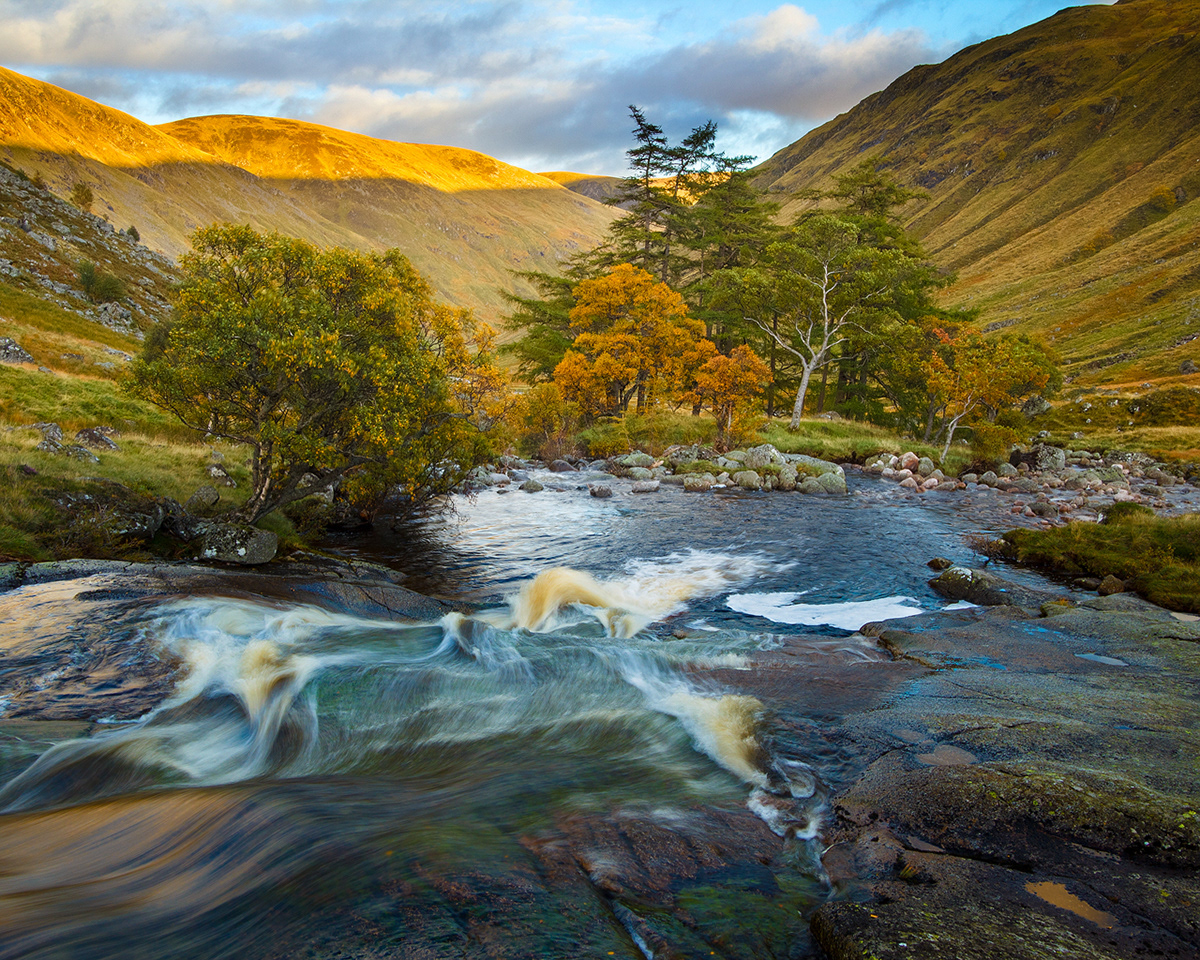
left=929, top=566, right=1061, bottom=608
left=588, top=484, right=612, bottom=499
left=615, top=451, right=655, bottom=469
left=815, top=471, right=848, bottom=494
left=519, top=478, right=544, bottom=492
left=0, top=337, right=34, bottom=364
left=979, top=470, right=999, bottom=486
left=899, top=451, right=920, bottom=471
left=630, top=480, right=660, bottom=493
left=998, top=462, right=1019, bottom=477
left=196, top=522, right=278, bottom=565
left=627, top=466, right=653, bottom=481
left=1097, top=574, right=1125, bottom=596
left=548, top=459, right=576, bottom=472
left=927, top=557, right=953, bottom=571
left=683, top=474, right=714, bottom=492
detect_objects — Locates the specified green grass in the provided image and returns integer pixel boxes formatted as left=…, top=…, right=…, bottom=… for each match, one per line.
left=757, top=418, right=971, bottom=472
left=1003, top=511, right=1200, bottom=612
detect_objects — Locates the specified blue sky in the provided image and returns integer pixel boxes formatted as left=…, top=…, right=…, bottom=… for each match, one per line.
left=0, top=0, right=1112, bottom=175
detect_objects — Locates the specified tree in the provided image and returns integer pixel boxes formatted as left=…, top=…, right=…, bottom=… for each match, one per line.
left=553, top=263, right=711, bottom=418
left=77, top=259, right=126, bottom=303
left=715, top=215, right=927, bottom=428
left=130, top=225, right=504, bottom=523
left=70, top=182, right=93, bottom=212
left=684, top=344, right=771, bottom=450
left=923, top=328, right=1056, bottom=459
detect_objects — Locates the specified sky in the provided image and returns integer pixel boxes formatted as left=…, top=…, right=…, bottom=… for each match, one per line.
left=0, top=0, right=1111, bottom=176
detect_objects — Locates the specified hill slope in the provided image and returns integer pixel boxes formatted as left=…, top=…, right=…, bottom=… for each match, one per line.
left=0, top=68, right=616, bottom=320
left=753, top=0, right=1200, bottom=392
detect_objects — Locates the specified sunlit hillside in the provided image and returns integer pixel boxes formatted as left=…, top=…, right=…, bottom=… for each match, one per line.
left=0, top=68, right=617, bottom=321
left=753, top=0, right=1200, bottom=392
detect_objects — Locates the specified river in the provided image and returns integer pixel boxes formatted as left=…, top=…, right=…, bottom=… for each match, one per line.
left=0, top=471, right=1064, bottom=959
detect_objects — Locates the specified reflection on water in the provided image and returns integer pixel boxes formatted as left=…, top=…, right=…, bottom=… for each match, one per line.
left=0, top=475, right=1065, bottom=958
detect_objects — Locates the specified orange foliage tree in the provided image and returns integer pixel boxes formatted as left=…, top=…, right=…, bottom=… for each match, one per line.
left=684, top=345, right=771, bottom=450
left=553, top=263, right=713, bottom=418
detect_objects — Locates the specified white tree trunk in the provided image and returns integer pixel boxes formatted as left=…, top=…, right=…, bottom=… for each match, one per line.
left=789, top=363, right=815, bottom=429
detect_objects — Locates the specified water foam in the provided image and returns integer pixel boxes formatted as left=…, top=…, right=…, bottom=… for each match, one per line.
left=726, top=592, right=924, bottom=631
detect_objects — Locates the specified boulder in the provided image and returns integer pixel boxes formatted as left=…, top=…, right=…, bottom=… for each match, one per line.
left=899, top=451, right=920, bottom=471
left=588, top=484, right=612, bottom=499
left=743, top=444, right=785, bottom=470
left=1022, top=394, right=1053, bottom=417
left=549, top=459, right=576, bottom=472
left=75, top=427, right=119, bottom=450
left=487, top=472, right=511, bottom=486
left=917, top=456, right=936, bottom=476
left=185, top=485, right=220, bottom=512
left=776, top=463, right=798, bottom=492
left=628, top=466, right=654, bottom=481
left=1097, top=574, right=1126, bottom=596
left=630, top=480, right=660, bottom=493
left=206, top=464, right=237, bottom=487
left=978, top=470, right=999, bottom=486
left=197, top=523, right=278, bottom=565
left=683, top=474, right=714, bottom=492
left=998, top=462, right=1019, bottom=477
left=0, top=337, right=34, bottom=364
left=815, top=472, right=848, bottom=494
left=1030, top=444, right=1066, bottom=472
left=63, top=444, right=100, bottom=463
left=519, top=479, right=544, bottom=492
left=32, top=422, right=63, bottom=443
left=800, top=477, right=823, bottom=494
left=929, top=566, right=1061, bottom=608
left=732, top=470, right=761, bottom=490
left=616, top=452, right=655, bottom=469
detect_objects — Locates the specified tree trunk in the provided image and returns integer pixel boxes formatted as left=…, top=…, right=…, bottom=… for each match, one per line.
left=789, top=365, right=815, bottom=429
left=817, top=365, right=829, bottom=413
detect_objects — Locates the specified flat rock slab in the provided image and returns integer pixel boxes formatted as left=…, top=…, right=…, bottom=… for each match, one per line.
left=810, top=600, right=1200, bottom=960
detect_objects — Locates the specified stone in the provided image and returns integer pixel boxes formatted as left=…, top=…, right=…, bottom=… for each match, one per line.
left=743, top=444, right=784, bottom=470
left=732, top=470, right=761, bottom=490
left=0, top=337, right=34, bottom=364
left=917, top=456, right=936, bottom=476
left=63, top=444, right=100, bottom=463
left=185, top=485, right=221, bottom=511
left=1097, top=574, right=1125, bottom=596
left=32, top=422, right=63, bottom=442
left=206, top=464, right=237, bottom=487
left=75, top=427, right=119, bottom=450
left=627, top=466, right=654, bottom=481
left=197, top=523, right=278, bottom=565
left=630, top=480, right=660, bottom=493
left=682, top=474, right=714, bottom=492
left=899, top=451, right=920, bottom=471
left=519, top=479, right=544, bottom=492
left=548, top=459, right=576, bottom=473
left=588, top=484, right=612, bottom=498
left=815, top=471, right=848, bottom=494
left=1021, top=394, right=1052, bottom=417
left=1030, top=444, right=1067, bottom=472
left=927, top=557, right=953, bottom=571
left=1028, top=501, right=1058, bottom=518
left=617, top=452, right=655, bottom=469
left=998, top=462, right=1019, bottom=477
left=800, top=477, right=823, bottom=494
left=980, top=470, right=1000, bottom=486
left=899, top=477, right=919, bottom=489
left=487, top=472, right=511, bottom=486
left=1182, top=359, right=1197, bottom=374
left=929, top=566, right=1061, bottom=607
left=35, top=437, right=63, bottom=454
left=776, top=463, right=798, bottom=492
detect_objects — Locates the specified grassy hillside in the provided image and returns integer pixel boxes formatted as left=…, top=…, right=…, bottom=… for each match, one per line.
left=0, top=68, right=617, bottom=322
left=753, top=0, right=1200, bottom=393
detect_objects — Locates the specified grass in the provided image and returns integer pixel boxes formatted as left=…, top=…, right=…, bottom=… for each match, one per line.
left=758, top=419, right=972, bottom=473
left=1003, top=510, right=1200, bottom=612
left=0, top=422, right=252, bottom=562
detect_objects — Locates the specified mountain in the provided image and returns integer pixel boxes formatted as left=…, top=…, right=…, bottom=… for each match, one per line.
left=753, top=0, right=1200, bottom=392
left=0, top=67, right=616, bottom=321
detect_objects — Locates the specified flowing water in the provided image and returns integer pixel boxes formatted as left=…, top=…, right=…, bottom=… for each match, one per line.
left=0, top=472, right=1061, bottom=959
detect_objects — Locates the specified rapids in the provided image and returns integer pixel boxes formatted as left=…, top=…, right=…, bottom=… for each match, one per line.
left=0, top=471, right=1065, bottom=958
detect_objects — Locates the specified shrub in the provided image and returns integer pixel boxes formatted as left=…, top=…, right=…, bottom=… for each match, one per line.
left=508, top=383, right=579, bottom=460
left=77, top=260, right=125, bottom=303
left=126, top=225, right=140, bottom=242
left=70, top=181, right=94, bottom=212
left=970, top=422, right=1020, bottom=466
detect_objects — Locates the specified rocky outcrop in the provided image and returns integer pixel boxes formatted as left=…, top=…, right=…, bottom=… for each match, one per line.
left=928, top=565, right=1063, bottom=608
left=0, top=337, right=34, bottom=364
left=196, top=522, right=278, bottom=565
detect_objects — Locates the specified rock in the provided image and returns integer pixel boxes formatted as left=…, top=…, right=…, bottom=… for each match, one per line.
left=63, top=444, right=100, bottom=463
left=588, top=484, right=612, bottom=499
left=75, top=427, right=119, bottom=450
left=800, top=477, right=823, bottom=494
left=899, top=451, right=920, bottom=471
left=35, top=437, right=63, bottom=454
left=31, top=422, right=63, bottom=443
left=1022, top=394, right=1052, bottom=417
left=1030, top=444, right=1066, bottom=472
left=50, top=480, right=169, bottom=540
left=548, top=459, right=576, bottom=473
left=927, top=557, right=953, bottom=571
left=197, top=523, right=278, bottom=565
left=185, top=485, right=221, bottom=511
left=487, top=472, right=511, bottom=486
left=206, top=464, right=237, bottom=487
left=776, top=463, right=798, bottom=492
left=962, top=473, right=979, bottom=484
left=929, top=566, right=1061, bottom=607
left=519, top=479, right=544, bottom=492
left=682, top=474, right=714, bottom=492
left=1182, top=359, right=1197, bottom=374
left=1097, top=574, right=1126, bottom=596
left=630, top=480, right=660, bottom=493
left=743, top=444, right=784, bottom=470
left=1028, top=501, right=1058, bottom=518
left=979, top=470, right=999, bottom=486
left=628, top=466, right=654, bottom=481
left=616, top=452, right=655, bottom=469
left=917, top=456, right=936, bottom=476
left=899, top=477, right=919, bottom=489
left=815, top=471, right=848, bottom=494
left=998, top=462, right=1019, bottom=477
left=732, top=470, right=761, bottom=490
left=921, top=477, right=940, bottom=490
left=0, top=337, right=34, bottom=364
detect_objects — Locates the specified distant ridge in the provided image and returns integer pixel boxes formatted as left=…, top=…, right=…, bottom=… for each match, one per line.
left=0, top=67, right=616, bottom=320
left=753, top=0, right=1200, bottom=391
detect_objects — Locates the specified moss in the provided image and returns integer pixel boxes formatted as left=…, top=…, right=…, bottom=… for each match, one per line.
left=674, top=459, right=723, bottom=475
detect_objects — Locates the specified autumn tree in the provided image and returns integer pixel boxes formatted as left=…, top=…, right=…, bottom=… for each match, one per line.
left=684, top=344, right=771, bottom=450
left=924, top=328, right=1057, bottom=459
left=130, top=225, right=505, bottom=523
left=553, top=263, right=712, bottom=418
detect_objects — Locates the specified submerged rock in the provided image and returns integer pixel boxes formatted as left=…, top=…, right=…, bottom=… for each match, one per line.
left=588, top=484, right=612, bottom=499
left=929, top=565, right=1061, bottom=608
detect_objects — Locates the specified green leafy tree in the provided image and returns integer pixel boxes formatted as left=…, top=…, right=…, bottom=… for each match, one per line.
left=77, top=259, right=126, bottom=303
left=130, top=225, right=503, bottom=523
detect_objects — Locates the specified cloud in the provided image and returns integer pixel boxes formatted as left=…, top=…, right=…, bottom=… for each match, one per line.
left=0, top=1, right=940, bottom=174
